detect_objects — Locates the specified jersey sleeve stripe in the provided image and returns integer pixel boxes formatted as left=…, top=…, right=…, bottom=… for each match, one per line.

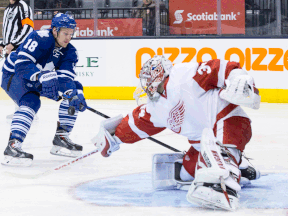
left=18, top=51, right=36, bottom=63
left=217, top=60, right=228, bottom=87
left=57, top=74, right=74, bottom=80
left=128, top=112, right=150, bottom=138
left=7, top=54, right=15, bottom=66
left=57, top=69, right=76, bottom=78
left=15, top=59, right=30, bottom=65
left=29, top=71, right=41, bottom=81
left=224, top=61, right=242, bottom=79
left=114, top=115, right=143, bottom=143
left=3, top=63, right=15, bottom=72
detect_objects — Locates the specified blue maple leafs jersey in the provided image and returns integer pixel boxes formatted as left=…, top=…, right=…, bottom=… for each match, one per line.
left=2, top=29, right=82, bottom=93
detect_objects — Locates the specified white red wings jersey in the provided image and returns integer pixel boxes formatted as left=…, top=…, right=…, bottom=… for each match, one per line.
left=115, top=59, right=251, bottom=144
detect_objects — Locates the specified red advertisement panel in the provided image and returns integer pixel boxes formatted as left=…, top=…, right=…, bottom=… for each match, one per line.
left=34, top=18, right=143, bottom=37
left=169, top=0, right=245, bottom=35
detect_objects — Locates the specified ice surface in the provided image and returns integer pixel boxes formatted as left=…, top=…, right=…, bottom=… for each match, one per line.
left=74, top=172, right=288, bottom=208
left=0, top=99, right=288, bottom=216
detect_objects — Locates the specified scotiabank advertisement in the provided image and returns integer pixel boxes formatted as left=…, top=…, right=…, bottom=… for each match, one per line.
left=169, top=0, right=245, bottom=35
left=34, top=18, right=143, bottom=37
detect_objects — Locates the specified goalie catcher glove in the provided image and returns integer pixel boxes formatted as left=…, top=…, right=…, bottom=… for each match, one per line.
left=38, top=71, right=59, bottom=101
left=94, top=115, right=123, bottom=157
left=220, top=73, right=261, bottom=110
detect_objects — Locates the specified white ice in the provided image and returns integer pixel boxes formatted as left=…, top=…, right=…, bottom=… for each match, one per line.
left=0, top=99, right=288, bottom=216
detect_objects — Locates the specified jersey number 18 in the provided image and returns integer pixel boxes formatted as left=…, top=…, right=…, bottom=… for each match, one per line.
left=23, top=39, right=38, bottom=52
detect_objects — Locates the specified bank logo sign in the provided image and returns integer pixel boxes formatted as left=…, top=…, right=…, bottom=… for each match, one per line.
left=173, top=10, right=184, bottom=24
left=174, top=11, right=239, bottom=24
left=169, top=0, right=245, bottom=34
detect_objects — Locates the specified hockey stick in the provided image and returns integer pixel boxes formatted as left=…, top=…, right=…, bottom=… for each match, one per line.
left=4, top=148, right=100, bottom=179
left=68, top=105, right=181, bottom=153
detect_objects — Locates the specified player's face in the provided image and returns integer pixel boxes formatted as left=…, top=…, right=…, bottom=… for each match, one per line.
left=55, top=28, right=74, bottom=48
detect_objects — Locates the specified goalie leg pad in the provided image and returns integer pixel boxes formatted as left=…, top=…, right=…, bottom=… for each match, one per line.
left=152, top=153, right=194, bottom=190
left=187, top=182, right=239, bottom=211
left=186, top=128, right=241, bottom=211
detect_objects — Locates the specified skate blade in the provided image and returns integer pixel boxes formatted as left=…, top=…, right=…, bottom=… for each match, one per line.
left=1, top=156, right=33, bottom=167
left=50, top=145, right=82, bottom=158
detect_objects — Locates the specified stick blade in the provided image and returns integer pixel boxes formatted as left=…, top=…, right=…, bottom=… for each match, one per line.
left=2, top=149, right=100, bottom=179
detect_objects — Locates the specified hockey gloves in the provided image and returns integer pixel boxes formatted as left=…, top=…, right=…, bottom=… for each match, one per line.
left=93, top=115, right=123, bottom=157
left=68, top=89, right=87, bottom=112
left=38, top=71, right=59, bottom=101
left=220, top=75, right=261, bottom=110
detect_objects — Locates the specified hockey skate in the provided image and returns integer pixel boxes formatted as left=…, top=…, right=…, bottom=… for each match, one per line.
left=1, top=138, right=33, bottom=167
left=239, top=155, right=261, bottom=186
left=50, top=122, right=83, bottom=158
left=186, top=128, right=241, bottom=211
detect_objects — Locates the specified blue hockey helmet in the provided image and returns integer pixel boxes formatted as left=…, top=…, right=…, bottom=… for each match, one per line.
left=51, top=12, right=76, bottom=32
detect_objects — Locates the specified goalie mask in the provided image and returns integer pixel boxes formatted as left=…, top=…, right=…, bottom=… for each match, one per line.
left=139, top=55, right=173, bottom=102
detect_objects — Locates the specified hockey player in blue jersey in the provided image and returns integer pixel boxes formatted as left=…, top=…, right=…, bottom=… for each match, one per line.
left=1, top=13, right=87, bottom=166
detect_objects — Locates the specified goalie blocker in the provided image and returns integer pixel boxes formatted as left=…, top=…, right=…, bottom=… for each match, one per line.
left=93, top=115, right=123, bottom=157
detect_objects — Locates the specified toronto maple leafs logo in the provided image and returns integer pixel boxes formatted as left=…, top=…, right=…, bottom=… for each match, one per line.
left=37, top=30, right=50, bottom=38
left=167, top=100, right=185, bottom=133
left=53, top=47, right=64, bottom=58
left=55, top=13, right=62, bottom=18
left=43, top=62, right=55, bottom=71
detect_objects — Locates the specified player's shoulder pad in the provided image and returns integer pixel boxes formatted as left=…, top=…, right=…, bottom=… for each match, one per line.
left=28, top=30, right=55, bottom=48
left=170, top=62, right=198, bottom=80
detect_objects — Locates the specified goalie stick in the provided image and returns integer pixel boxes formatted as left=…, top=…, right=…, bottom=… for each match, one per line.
left=68, top=105, right=181, bottom=153
left=4, top=148, right=100, bottom=179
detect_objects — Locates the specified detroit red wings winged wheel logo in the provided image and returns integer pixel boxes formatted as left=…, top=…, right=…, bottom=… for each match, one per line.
left=167, top=100, right=185, bottom=133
